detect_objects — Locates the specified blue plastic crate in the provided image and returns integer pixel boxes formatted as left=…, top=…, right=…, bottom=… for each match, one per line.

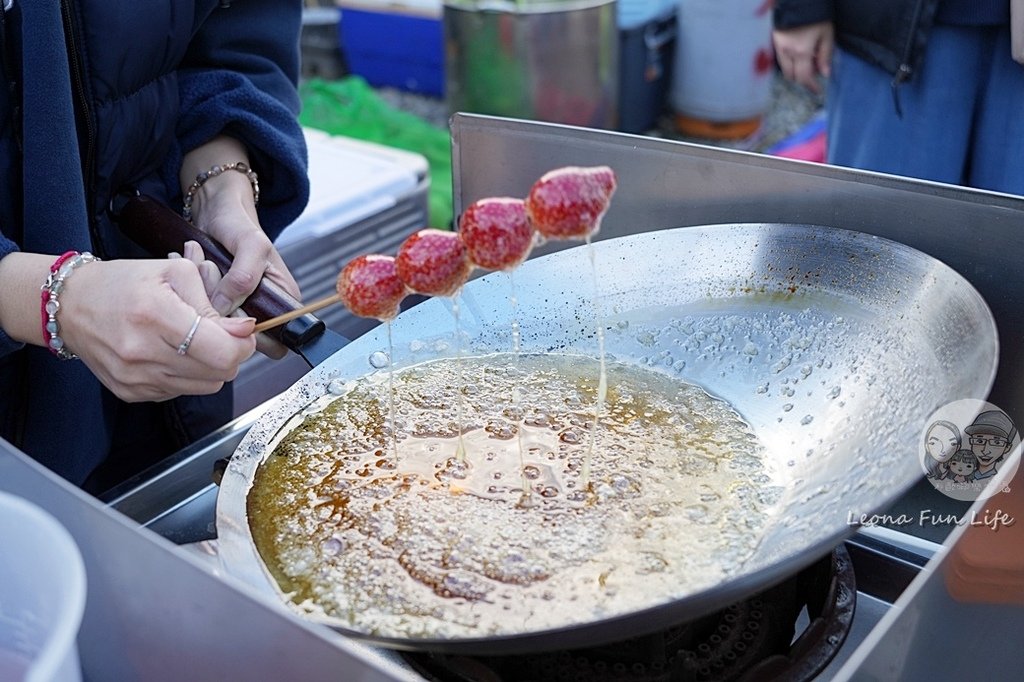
left=339, top=7, right=444, bottom=97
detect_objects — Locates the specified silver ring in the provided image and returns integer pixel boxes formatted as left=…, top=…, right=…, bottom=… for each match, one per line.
left=176, top=314, right=202, bottom=356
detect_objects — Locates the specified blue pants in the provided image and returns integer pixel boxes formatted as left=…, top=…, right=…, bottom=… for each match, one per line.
left=828, top=24, right=1024, bottom=195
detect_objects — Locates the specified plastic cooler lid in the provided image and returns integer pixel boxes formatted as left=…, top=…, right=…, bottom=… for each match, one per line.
left=275, top=128, right=428, bottom=248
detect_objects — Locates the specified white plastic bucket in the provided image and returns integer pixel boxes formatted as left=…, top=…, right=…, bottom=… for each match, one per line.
left=670, top=0, right=774, bottom=138
left=0, top=493, right=87, bottom=682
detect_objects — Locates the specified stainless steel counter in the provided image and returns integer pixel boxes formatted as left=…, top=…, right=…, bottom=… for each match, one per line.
left=0, top=438, right=418, bottom=681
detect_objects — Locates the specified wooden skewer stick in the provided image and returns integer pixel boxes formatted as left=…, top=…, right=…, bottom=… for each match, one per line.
left=252, top=293, right=342, bottom=333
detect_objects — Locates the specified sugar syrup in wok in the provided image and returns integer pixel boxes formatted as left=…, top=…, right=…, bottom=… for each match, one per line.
left=247, top=353, right=782, bottom=639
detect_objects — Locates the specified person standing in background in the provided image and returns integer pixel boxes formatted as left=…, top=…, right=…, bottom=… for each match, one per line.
left=772, top=0, right=1024, bottom=196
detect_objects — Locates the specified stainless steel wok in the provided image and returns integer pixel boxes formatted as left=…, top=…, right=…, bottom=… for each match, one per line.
left=215, top=223, right=997, bottom=654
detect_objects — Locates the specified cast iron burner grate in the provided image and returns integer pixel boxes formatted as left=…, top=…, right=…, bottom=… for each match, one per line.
left=401, top=545, right=855, bottom=682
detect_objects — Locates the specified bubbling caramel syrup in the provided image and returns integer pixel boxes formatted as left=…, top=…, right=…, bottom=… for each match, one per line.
left=248, top=353, right=776, bottom=639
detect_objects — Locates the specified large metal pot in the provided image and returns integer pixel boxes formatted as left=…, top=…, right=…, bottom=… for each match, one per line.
left=216, top=223, right=996, bottom=654
left=443, top=0, right=619, bottom=129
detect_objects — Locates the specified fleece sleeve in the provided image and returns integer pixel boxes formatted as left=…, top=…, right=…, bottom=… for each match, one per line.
left=0, top=233, right=25, bottom=357
left=164, top=0, right=309, bottom=240
left=774, top=0, right=835, bottom=29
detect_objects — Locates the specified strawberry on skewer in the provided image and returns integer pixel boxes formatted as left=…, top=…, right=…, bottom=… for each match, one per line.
left=525, top=166, right=617, bottom=240
left=290, top=165, right=617, bottom=327
left=395, top=229, right=473, bottom=297
left=252, top=253, right=406, bottom=332
left=459, top=197, right=535, bottom=272
left=337, top=254, right=408, bottom=321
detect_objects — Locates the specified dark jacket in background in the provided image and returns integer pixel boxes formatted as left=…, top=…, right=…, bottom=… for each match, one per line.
left=774, top=0, right=1009, bottom=83
left=0, top=0, right=309, bottom=488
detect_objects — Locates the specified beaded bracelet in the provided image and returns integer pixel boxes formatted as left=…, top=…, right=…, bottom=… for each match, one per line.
left=40, top=251, right=100, bottom=360
left=181, top=161, right=260, bottom=223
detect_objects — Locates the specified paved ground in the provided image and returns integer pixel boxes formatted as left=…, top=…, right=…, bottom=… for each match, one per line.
left=659, top=73, right=826, bottom=152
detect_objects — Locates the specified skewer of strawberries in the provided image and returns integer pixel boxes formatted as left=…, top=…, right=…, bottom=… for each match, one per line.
left=253, top=166, right=617, bottom=330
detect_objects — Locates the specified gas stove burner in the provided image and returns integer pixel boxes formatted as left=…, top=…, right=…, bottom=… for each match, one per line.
left=402, top=545, right=855, bottom=682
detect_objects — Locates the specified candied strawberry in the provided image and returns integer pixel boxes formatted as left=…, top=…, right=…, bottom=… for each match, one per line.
left=337, top=254, right=408, bottom=321
left=459, top=197, right=535, bottom=271
left=525, top=166, right=617, bottom=240
left=395, top=229, right=472, bottom=297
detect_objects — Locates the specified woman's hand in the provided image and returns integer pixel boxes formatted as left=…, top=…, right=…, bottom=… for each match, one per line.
left=59, top=257, right=257, bottom=403
left=191, top=192, right=296, bottom=360
left=176, top=240, right=291, bottom=359
left=773, top=21, right=835, bottom=94
left=181, top=135, right=300, bottom=359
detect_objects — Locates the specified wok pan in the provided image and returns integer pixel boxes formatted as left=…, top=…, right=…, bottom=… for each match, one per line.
left=114, top=202, right=997, bottom=654
left=214, top=222, right=996, bottom=654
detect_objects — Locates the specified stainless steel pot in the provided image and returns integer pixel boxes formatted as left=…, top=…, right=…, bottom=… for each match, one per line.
left=216, top=223, right=996, bottom=654
left=443, top=0, right=619, bottom=129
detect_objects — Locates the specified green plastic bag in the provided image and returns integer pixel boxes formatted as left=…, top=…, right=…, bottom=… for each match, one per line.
left=299, top=77, right=453, bottom=230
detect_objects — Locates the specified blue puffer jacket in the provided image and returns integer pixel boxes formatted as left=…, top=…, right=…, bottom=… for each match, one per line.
left=0, top=0, right=309, bottom=488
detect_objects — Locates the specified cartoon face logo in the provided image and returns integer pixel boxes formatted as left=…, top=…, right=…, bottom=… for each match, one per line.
left=920, top=401, right=1020, bottom=502
left=924, top=420, right=960, bottom=471
left=965, top=410, right=1015, bottom=473
left=946, top=450, right=978, bottom=481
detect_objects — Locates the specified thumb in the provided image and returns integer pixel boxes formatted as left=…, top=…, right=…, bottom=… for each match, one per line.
left=216, top=316, right=257, bottom=339
left=816, top=32, right=834, bottom=78
left=816, top=47, right=832, bottom=78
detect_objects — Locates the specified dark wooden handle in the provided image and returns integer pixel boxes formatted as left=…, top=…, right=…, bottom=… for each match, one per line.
left=111, top=193, right=325, bottom=349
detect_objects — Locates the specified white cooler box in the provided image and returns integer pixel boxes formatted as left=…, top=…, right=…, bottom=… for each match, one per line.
left=232, top=128, right=430, bottom=416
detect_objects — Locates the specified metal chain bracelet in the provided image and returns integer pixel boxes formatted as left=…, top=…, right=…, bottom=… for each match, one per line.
left=40, top=251, right=100, bottom=360
left=181, top=161, right=260, bottom=223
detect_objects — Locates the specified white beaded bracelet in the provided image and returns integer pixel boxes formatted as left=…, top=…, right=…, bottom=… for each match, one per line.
left=40, top=251, right=100, bottom=360
left=181, top=161, right=260, bottom=223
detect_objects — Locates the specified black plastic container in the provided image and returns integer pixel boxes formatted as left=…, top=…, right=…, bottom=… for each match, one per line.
left=617, top=9, right=677, bottom=134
